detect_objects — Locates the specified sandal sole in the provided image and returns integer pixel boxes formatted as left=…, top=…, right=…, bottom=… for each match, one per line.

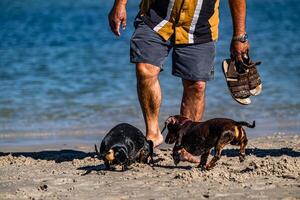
left=250, top=83, right=262, bottom=96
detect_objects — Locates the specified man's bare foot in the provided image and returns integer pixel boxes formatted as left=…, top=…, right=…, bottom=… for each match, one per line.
left=147, top=133, right=163, bottom=147
left=179, top=148, right=200, bottom=163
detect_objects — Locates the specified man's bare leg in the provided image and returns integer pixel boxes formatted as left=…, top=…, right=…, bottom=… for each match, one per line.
left=180, top=79, right=206, bottom=121
left=177, top=148, right=200, bottom=163
left=178, top=79, right=206, bottom=163
left=136, top=63, right=163, bottom=147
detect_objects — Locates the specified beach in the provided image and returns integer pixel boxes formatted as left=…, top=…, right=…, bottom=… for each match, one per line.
left=1, top=0, right=300, bottom=199
left=1, top=0, right=299, bottom=137
left=1, top=134, right=299, bottom=200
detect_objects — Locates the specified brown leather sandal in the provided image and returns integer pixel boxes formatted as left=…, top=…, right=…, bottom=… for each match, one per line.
left=242, top=55, right=262, bottom=96
left=222, top=59, right=251, bottom=105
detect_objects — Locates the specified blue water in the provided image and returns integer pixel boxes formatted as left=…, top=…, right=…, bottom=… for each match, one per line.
left=0, top=0, right=299, bottom=146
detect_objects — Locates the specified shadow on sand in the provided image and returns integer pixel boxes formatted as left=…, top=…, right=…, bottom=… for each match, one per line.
left=0, top=150, right=96, bottom=163
left=220, top=147, right=300, bottom=158
left=77, top=164, right=109, bottom=175
left=1, top=148, right=298, bottom=163
left=0, top=147, right=299, bottom=174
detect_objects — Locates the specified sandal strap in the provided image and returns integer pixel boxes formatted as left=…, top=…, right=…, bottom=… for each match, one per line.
left=247, top=63, right=262, bottom=89
left=227, top=78, right=250, bottom=98
left=249, top=78, right=261, bottom=89
left=244, top=61, right=262, bottom=69
left=224, top=59, right=252, bottom=100
left=233, top=90, right=251, bottom=98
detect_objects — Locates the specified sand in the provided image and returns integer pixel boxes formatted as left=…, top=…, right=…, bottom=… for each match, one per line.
left=0, top=134, right=300, bottom=200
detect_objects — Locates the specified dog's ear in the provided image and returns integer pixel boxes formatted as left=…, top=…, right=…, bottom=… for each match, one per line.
left=146, top=140, right=154, bottom=165
left=162, top=116, right=178, bottom=133
left=161, top=122, right=167, bottom=134
left=94, top=144, right=102, bottom=159
left=162, top=116, right=172, bottom=133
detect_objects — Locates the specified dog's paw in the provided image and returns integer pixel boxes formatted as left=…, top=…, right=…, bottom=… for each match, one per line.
left=239, top=155, right=246, bottom=162
left=204, top=164, right=213, bottom=171
left=173, top=158, right=180, bottom=166
left=172, top=151, right=181, bottom=166
left=197, top=164, right=206, bottom=171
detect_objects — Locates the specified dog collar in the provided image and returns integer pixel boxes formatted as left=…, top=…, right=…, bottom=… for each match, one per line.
left=179, top=118, right=192, bottom=126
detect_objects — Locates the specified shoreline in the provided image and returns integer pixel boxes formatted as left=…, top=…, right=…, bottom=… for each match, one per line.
left=1, top=135, right=300, bottom=199
left=1, top=115, right=299, bottom=153
left=0, top=131, right=299, bottom=153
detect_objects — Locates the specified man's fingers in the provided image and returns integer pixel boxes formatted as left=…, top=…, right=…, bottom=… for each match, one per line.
left=107, top=4, right=127, bottom=36
left=114, top=19, right=120, bottom=36
left=108, top=19, right=115, bottom=34
left=121, top=19, right=127, bottom=30
left=230, top=50, right=242, bottom=62
left=236, top=54, right=243, bottom=62
left=234, top=52, right=243, bottom=61
left=109, top=19, right=121, bottom=36
left=230, top=41, right=249, bottom=62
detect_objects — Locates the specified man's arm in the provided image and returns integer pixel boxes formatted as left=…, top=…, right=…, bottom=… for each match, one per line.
left=228, top=0, right=249, bottom=61
left=108, top=0, right=128, bottom=36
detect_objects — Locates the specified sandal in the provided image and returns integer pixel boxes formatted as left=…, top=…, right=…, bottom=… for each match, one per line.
left=242, top=54, right=262, bottom=96
left=222, top=59, right=251, bottom=105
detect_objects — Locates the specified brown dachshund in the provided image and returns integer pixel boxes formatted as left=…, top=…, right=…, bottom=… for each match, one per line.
left=162, top=115, right=255, bottom=170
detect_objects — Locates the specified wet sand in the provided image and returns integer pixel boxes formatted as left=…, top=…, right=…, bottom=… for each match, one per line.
left=0, top=134, right=299, bottom=200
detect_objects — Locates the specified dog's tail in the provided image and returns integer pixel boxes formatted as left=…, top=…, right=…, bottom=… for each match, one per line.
left=237, top=120, right=255, bottom=128
left=94, top=144, right=102, bottom=159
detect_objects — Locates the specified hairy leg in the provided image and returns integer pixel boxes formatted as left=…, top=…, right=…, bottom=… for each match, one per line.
left=180, top=80, right=206, bottom=122
left=178, top=80, right=206, bottom=163
left=136, top=63, right=163, bottom=147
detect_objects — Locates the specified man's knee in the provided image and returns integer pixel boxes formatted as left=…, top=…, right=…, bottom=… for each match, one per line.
left=136, top=63, right=160, bottom=80
left=182, top=80, right=206, bottom=94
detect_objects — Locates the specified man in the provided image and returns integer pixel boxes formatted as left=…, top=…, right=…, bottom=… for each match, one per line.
left=108, top=0, right=249, bottom=154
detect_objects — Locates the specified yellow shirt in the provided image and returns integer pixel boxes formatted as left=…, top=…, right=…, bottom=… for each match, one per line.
left=139, top=0, right=220, bottom=44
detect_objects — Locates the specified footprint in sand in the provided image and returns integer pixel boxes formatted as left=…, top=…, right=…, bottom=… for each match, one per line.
left=51, top=178, right=75, bottom=185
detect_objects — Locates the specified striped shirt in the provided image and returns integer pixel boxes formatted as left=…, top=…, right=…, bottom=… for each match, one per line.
left=139, top=0, right=220, bottom=44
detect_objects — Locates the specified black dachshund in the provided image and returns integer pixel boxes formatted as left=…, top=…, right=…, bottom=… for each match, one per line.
left=95, top=123, right=154, bottom=171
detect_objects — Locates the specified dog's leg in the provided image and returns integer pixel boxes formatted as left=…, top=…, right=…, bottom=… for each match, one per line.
left=198, top=150, right=210, bottom=170
left=206, top=131, right=233, bottom=170
left=122, top=160, right=130, bottom=171
left=122, top=164, right=128, bottom=171
left=149, top=153, right=154, bottom=166
left=239, top=134, right=248, bottom=162
left=205, top=146, right=223, bottom=170
left=172, top=149, right=181, bottom=166
left=138, top=150, right=145, bottom=163
left=104, top=160, right=111, bottom=170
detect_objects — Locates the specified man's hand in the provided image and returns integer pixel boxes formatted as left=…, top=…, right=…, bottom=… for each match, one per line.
left=108, top=1, right=127, bottom=36
left=230, top=40, right=249, bottom=61
left=228, top=0, right=249, bottom=61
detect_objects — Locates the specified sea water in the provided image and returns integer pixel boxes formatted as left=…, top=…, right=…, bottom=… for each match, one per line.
left=0, top=0, right=299, bottom=146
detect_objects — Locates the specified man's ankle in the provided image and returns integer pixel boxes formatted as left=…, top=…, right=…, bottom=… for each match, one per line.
left=146, top=132, right=163, bottom=147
